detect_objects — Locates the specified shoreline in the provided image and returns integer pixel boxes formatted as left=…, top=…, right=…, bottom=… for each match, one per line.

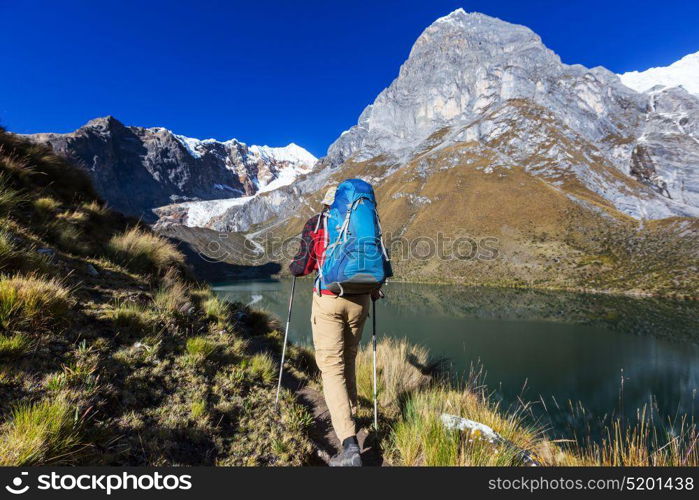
left=212, top=273, right=699, bottom=302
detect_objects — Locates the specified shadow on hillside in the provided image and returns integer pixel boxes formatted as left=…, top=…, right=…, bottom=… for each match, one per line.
left=174, top=240, right=282, bottom=282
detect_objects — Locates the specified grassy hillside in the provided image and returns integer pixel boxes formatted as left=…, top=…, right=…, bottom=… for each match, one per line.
left=0, top=128, right=315, bottom=465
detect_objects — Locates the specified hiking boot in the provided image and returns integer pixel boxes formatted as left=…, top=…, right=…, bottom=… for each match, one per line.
left=329, top=443, right=362, bottom=467
left=330, top=437, right=362, bottom=467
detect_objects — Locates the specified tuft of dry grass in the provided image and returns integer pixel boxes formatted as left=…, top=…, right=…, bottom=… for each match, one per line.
left=108, top=227, right=185, bottom=275
left=153, top=275, right=190, bottom=316
left=0, top=229, right=16, bottom=267
left=369, top=339, right=699, bottom=467
left=33, top=196, right=61, bottom=216
left=0, top=397, right=80, bottom=465
left=47, top=219, right=91, bottom=255
left=190, top=400, right=207, bottom=419
left=0, top=131, right=98, bottom=202
left=355, top=337, right=432, bottom=416
left=0, top=274, right=72, bottom=329
left=0, top=172, right=25, bottom=215
left=245, top=308, right=280, bottom=336
left=561, top=411, right=699, bottom=466
left=79, top=200, right=109, bottom=217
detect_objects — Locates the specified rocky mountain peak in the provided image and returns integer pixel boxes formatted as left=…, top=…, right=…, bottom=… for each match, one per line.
left=320, top=11, right=698, bottom=221
left=82, top=115, right=127, bottom=134
left=411, top=9, right=545, bottom=57
left=402, top=9, right=557, bottom=89
left=326, top=10, right=641, bottom=168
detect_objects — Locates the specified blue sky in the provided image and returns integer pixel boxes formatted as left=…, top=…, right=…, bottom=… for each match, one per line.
left=1, top=0, right=698, bottom=157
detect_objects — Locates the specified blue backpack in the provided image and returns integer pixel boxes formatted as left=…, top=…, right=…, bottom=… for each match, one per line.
left=317, top=179, right=392, bottom=295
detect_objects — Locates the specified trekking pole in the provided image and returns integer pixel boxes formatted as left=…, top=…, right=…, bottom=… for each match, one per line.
left=275, top=276, right=296, bottom=407
left=372, top=297, right=378, bottom=430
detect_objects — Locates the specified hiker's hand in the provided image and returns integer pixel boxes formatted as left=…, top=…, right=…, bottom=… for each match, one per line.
left=371, top=289, right=384, bottom=301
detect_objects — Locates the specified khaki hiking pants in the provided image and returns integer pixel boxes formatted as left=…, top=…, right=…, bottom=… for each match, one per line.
left=311, top=292, right=371, bottom=442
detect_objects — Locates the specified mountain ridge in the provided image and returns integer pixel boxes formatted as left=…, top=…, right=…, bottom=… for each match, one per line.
left=154, top=9, right=698, bottom=297
left=26, top=116, right=317, bottom=219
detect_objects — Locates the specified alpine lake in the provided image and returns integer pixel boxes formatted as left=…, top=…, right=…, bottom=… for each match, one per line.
left=213, top=279, right=699, bottom=440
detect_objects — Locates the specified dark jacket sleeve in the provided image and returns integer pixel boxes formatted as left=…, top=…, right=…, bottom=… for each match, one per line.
left=289, top=214, right=320, bottom=277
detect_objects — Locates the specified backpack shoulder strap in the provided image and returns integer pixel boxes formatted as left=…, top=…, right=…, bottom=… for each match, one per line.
left=375, top=208, right=390, bottom=260
left=314, top=211, right=329, bottom=295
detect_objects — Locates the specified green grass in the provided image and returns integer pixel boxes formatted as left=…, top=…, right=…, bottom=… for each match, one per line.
left=388, top=385, right=539, bottom=466
left=362, top=338, right=699, bottom=467
left=247, top=353, right=276, bottom=384
left=109, top=227, right=185, bottom=275
left=0, top=226, right=52, bottom=274
left=44, top=372, right=68, bottom=392
left=0, top=229, right=14, bottom=254
left=190, top=287, right=231, bottom=328
left=0, top=126, right=318, bottom=466
left=105, top=300, right=154, bottom=335
left=190, top=400, right=207, bottom=419
left=0, top=332, right=31, bottom=359
left=0, top=274, right=72, bottom=329
left=61, top=361, right=97, bottom=388
left=369, top=339, right=552, bottom=466
left=284, top=402, right=314, bottom=430
left=185, top=336, right=218, bottom=362
left=202, top=296, right=230, bottom=327
left=48, top=219, right=92, bottom=255
left=0, top=398, right=80, bottom=465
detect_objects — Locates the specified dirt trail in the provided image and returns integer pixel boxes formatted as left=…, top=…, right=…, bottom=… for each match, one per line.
left=295, top=386, right=383, bottom=466
left=280, top=371, right=383, bottom=466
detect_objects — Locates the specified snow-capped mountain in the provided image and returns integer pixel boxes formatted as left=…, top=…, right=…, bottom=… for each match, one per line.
left=619, top=51, right=699, bottom=95
left=325, top=9, right=699, bottom=220
left=186, top=8, right=699, bottom=234
left=160, top=9, right=698, bottom=295
left=27, top=116, right=316, bottom=218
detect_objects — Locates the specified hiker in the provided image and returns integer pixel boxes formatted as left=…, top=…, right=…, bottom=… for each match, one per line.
left=289, top=180, right=392, bottom=467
